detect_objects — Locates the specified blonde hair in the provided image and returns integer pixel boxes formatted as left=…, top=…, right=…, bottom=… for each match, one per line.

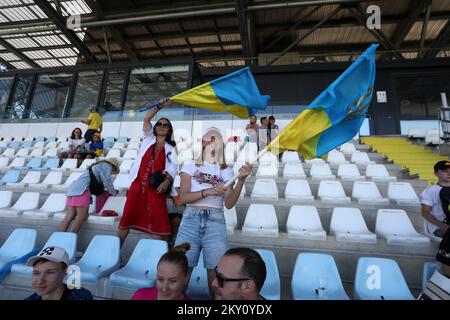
left=194, top=130, right=226, bottom=169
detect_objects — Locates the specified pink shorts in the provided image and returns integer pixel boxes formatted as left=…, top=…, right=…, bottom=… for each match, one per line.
left=66, top=190, right=91, bottom=208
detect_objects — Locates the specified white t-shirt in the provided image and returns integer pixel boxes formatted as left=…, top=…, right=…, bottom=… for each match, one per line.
left=181, top=161, right=234, bottom=209
left=420, top=184, right=446, bottom=234
left=69, top=138, right=85, bottom=150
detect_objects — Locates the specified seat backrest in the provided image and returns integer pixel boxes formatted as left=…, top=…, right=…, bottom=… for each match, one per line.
left=43, top=157, right=60, bottom=169
left=340, top=143, right=356, bottom=153
left=100, top=196, right=127, bottom=216
left=285, top=179, right=312, bottom=197
left=3, top=148, right=16, bottom=156
left=331, top=207, right=370, bottom=233
left=42, top=171, right=63, bottom=185
left=33, top=141, right=45, bottom=149
left=287, top=206, right=323, bottom=231
left=245, top=204, right=278, bottom=228
left=125, top=239, right=168, bottom=277
left=64, top=172, right=83, bottom=185
left=12, top=192, right=40, bottom=211
left=43, top=232, right=77, bottom=263
left=30, top=149, right=43, bottom=157
left=310, top=163, right=333, bottom=176
left=123, top=149, right=137, bottom=159
left=387, top=182, right=418, bottom=200
left=255, top=249, right=280, bottom=300
left=127, top=142, right=140, bottom=150
left=107, top=149, right=121, bottom=158
left=366, top=164, right=390, bottom=177
left=259, top=152, right=278, bottom=164
left=21, top=171, right=41, bottom=184
left=351, top=151, right=371, bottom=163
left=327, top=150, right=346, bottom=163
left=352, top=181, right=382, bottom=199
left=0, top=228, right=37, bottom=258
left=251, top=179, right=278, bottom=196
left=282, top=151, right=300, bottom=163
left=0, top=190, right=13, bottom=208
left=78, top=235, right=120, bottom=268
left=40, top=193, right=67, bottom=212
left=16, top=148, right=29, bottom=157
left=291, top=253, right=348, bottom=300
left=188, top=250, right=209, bottom=299
left=79, top=159, right=96, bottom=170
left=318, top=180, right=346, bottom=198
left=26, top=158, right=42, bottom=169
left=0, top=157, right=9, bottom=167
left=1, top=170, right=20, bottom=184
left=9, top=157, right=26, bottom=167
left=337, top=163, right=361, bottom=177
left=46, top=141, right=58, bottom=149
left=112, top=142, right=125, bottom=149
left=119, top=159, right=134, bottom=172
left=375, top=209, right=418, bottom=235
left=61, top=158, right=78, bottom=169
left=354, top=257, right=413, bottom=300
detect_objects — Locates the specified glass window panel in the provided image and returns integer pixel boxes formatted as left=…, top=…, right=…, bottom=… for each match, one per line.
left=30, top=72, right=72, bottom=120
left=3, top=75, right=33, bottom=121
left=69, top=70, right=103, bottom=118
left=102, top=69, right=126, bottom=121
left=123, top=65, right=190, bottom=121
left=0, top=76, right=13, bottom=107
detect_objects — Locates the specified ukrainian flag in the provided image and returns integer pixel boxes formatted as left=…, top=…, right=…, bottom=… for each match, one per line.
left=170, top=67, right=270, bottom=119
left=266, top=44, right=378, bottom=159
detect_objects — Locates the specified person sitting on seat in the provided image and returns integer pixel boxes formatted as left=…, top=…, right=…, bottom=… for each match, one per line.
left=25, top=246, right=93, bottom=300
left=212, top=247, right=266, bottom=300
left=131, top=243, right=191, bottom=300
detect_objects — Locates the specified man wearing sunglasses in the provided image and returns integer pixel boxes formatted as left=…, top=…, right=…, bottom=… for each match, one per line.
left=212, top=247, right=266, bottom=300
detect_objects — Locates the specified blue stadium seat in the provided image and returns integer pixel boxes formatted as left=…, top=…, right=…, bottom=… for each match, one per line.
left=68, top=235, right=120, bottom=284
left=104, top=136, right=115, bottom=144
left=107, top=239, right=168, bottom=290
left=11, top=232, right=77, bottom=277
left=0, top=170, right=21, bottom=185
left=422, top=261, right=440, bottom=291
left=35, top=136, right=45, bottom=142
left=291, top=253, right=349, bottom=300
left=256, top=249, right=281, bottom=300
left=46, top=136, right=57, bottom=142
left=22, top=157, right=42, bottom=170
left=353, top=257, right=414, bottom=300
left=21, top=141, right=33, bottom=149
left=0, top=228, right=38, bottom=282
left=187, top=250, right=210, bottom=299
left=40, top=157, right=60, bottom=171
left=117, top=136, right=128, bottom=143
left=8, top=141, right=21, bottom=150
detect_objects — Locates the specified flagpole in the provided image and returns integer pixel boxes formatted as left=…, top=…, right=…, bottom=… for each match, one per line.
left=224, top=147, right=269, bottom=187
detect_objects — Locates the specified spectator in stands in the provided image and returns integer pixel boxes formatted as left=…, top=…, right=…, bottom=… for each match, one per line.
left=258, top=116, right=271, bottom=150
left=269, top=115, right=279, bottom=130
left=213, top=247, right=266, bottom=300
left=245, top=115, right=259, bottom=143
left=420, top=160, right=450, bottom=239
left=118, top=98, right=177, bottom=247
left=79, top=132, right=104, bottom=159
left=131, top=243, right=191, bottom=300
left=175, top=126, right=252, bottom=296
left=81, top=106, right=103, bottom=143
left=58, top=128, right=85, bottom=164
left=58, top=158, right=119, bottom=233
left=25, top=246, right=93, bottom=300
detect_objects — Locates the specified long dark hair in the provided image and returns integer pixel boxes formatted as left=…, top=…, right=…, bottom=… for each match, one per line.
left=70, top=127, right=83, bottom=140
left=153, top=117, right=176, bottom=147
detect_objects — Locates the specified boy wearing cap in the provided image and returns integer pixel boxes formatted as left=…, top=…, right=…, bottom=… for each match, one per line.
left=420, top=160, right=450, bottom=239
left=25, top=246, right=93, bottom=300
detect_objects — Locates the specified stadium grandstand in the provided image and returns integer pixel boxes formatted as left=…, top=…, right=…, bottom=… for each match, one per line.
left=0, top=0, right=450, bottom=301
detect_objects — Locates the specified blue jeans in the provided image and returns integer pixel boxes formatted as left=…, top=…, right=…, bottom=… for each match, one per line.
left=174, top=206, right=229, bottom=269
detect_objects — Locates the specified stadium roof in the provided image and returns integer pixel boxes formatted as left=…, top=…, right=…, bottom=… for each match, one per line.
left=0, top=0, right=448, bottom=70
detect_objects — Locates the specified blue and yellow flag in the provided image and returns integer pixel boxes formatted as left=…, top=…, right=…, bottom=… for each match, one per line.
left=170, top=67, right=270, bottom=119
left=267, top=44, right=378, bottom=159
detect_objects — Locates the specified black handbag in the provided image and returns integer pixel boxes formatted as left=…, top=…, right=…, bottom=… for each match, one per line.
left=88, top=168, right=105, bottom=196
left=149, top=144, right=172, bottom=195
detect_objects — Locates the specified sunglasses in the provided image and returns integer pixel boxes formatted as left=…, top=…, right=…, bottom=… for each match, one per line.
left=214, top=267, right=250, bottom=288
left=155, top=122, right=170, bottom=128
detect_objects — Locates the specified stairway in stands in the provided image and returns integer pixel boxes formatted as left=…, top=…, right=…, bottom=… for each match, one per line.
left=361, top=136, right=449, bottom=185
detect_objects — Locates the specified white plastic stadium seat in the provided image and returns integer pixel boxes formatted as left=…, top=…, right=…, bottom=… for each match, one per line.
left=310, top=163, right=335, bottom=180
left=0, top=192, right=40, bottom=217
left=337, top=163, right=365, bottom=181
left=119, top=159, right=134, bottom=173
left=387, top=182, right=420, bottom=206
left=281, top=151, right=300, bottom=163
left=72, top=159, right=96, bottom=172
left=251, top=179, right=278, bottom=201
left=283, top=163, right=306, bottom=179
left=113, top=174, right=132, bottom=191
left=23, top=193, right=67, bottom=219
left=52, top=172, right=83, bottom=192
left=365, top=164, right=396, bottom=182
left=317, top=180, right=351, bottom=204
left=330, top=207, right=377, bottom=244
left=376, top=209, right=430, bottom=247
left=339, top=142, right=357, bottom=154
left=242, top=204, right=279, bottom=238
left=259, top=152, right=278, bottom=165
left=7, top=171, right=41, bottom=188
left=327, top=150, right=348, bottom=165
left=29, top=171, right=63, bottom=190
left=287, top=205, right=326, bottom=241
left=285, top=179, right=314, bottom=202
left=88, top=196, right=127, bottom=224
left=351, top=151, right=375, bottom=165
left=224, top=206, right=237, bottom=235
left=52, top=158, right=77, bottom=172
left=352, top=181, right=389, bottom=205
left=256, top=163, right=278, bottom=178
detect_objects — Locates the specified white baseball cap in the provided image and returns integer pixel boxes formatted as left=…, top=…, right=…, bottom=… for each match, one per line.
left=27, top=246, right=70, bottom=267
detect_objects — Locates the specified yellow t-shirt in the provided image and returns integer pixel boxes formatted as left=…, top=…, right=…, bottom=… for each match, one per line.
left=88, top=112, right=102, bottom=131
